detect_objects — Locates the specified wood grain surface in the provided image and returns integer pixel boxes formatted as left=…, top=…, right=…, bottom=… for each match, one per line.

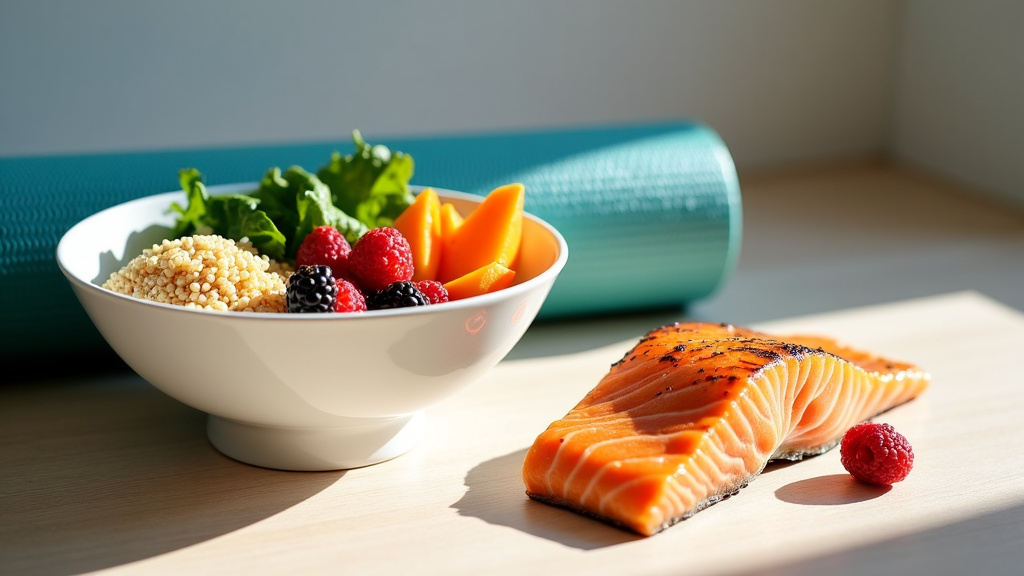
left=3, top=291, right=1024, bottom=575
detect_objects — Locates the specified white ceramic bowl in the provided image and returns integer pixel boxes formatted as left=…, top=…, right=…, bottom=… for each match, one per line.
left=57, top=184, right=567, bottom=471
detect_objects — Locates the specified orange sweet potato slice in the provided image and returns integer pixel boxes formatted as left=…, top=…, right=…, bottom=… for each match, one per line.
left=393, top=188, right=442, bottom=281
left=443, top=261, right=517, bottom=301
left=438, top=183, right=524, bottom=284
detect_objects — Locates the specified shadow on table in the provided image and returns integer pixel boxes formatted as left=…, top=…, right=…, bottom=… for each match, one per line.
left=452, top=451, right=903, bottom=551
left=451, top=448, right=643, bottom=550
left=774, top=473, right=891, bottom=505
left=725, top=500, right=1024, bottom=576
left=0, top=376, right=343, bottom=575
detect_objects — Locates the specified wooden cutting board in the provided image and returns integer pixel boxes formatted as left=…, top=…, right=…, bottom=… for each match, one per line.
left=4, top=291, right=1023, bottom=575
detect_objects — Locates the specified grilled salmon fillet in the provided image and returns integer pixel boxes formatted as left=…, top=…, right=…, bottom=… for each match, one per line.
left=522, top=322, right=930, bottom=536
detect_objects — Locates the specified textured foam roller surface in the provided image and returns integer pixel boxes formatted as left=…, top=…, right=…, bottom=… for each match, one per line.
left=0, top=120, right=741, bottom=360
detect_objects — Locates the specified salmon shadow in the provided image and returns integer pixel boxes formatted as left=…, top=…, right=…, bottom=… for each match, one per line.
left=775, top=473, right=892, bottom=506
left=451, top=448, right=643, bottom=549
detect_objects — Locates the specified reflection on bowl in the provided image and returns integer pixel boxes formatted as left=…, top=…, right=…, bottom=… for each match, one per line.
left=56, top=185, right=567, bottom=471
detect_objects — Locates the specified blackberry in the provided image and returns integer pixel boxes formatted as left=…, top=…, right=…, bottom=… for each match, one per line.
left=286, top=265, right=338, bottom=313
left=368, top=281, right=429, bottom=310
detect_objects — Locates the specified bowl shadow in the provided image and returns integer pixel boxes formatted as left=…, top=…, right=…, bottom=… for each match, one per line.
left=0, top=376, right=344, bottom=575
left=450, top=448, right=643, bottom=550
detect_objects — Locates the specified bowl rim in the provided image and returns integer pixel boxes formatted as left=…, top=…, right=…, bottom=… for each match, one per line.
left=56, top=183, right=569, bottom=320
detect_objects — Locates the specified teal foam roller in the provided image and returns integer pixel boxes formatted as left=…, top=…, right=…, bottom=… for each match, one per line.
left=394, top=122, right=742, bottom=318
left=0, top=120, right=741, bottom=362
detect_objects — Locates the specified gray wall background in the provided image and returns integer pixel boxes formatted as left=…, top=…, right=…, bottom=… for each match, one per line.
left=1, top=0, right=1021, bottom=207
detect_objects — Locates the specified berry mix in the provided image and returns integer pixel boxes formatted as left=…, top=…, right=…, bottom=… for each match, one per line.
left=102, top=132, right=529, bottom=314
left=287, top=225, right=447, bottom=314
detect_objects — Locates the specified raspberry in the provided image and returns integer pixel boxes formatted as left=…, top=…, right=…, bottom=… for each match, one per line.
left=286, top=265, right=338, bottom=313
left=296, top=226, right=352, bottom=280
left=348, top=227, right=415, bottom=293
left=840, top=422, right=914, bottom=485
left=367, top=281, right=429, bottom=310
left=415, top=280, right=449, bottom=305
left=334, top=278, right=367, bottom=313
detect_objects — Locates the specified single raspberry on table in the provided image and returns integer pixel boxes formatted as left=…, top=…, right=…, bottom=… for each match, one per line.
left=296, top=226, right=352, bottom=280
left=415, top=280, right=449, bottom=305
left=334, top=278, right=367, bottom=313
left=840, top=422, right=914, bottom=485
left=348, top=227, right=415, bottom=293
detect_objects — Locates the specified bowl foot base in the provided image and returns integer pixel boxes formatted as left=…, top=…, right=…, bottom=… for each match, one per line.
left=206, top=412, right=426, bottom=471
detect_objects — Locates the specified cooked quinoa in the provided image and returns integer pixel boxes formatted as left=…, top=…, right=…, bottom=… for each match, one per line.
left=102, top=235, right=292, bottom=312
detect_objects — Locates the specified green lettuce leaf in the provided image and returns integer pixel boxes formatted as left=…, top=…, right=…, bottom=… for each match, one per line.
left=168, top=130, right=411, bottom=264
left=213, top=196, right=287, bottom=262
left=170, top=168, right=287, bottom=261
left=252, top=165, right=368, bottom=259
left=316, top=130, right=415, bottom=228
left=169, top=168, right=214, bottom=238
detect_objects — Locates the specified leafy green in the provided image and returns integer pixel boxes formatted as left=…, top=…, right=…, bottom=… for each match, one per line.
left=252, top=165, right=368, bottom=256
left=170, top=168, right=287, bottom=261
left=316, top=130, right=415, bottom=228
left=167, top=132, right=414, bottom=263
left=169, top=168, right=214, bottom=237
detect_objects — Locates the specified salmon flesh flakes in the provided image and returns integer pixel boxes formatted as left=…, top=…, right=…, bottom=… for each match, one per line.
left=521, top=322, right=930, bottom=536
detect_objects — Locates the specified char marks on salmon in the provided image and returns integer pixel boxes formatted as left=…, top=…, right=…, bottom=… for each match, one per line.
left=521, top=322, right=929, bottom=536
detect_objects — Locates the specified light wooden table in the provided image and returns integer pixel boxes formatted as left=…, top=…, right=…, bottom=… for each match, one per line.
left=4, top=163, right=1024, bottom=576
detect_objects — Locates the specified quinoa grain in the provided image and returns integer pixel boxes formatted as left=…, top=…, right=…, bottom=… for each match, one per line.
left=103, top=235, right=291, bottom=313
